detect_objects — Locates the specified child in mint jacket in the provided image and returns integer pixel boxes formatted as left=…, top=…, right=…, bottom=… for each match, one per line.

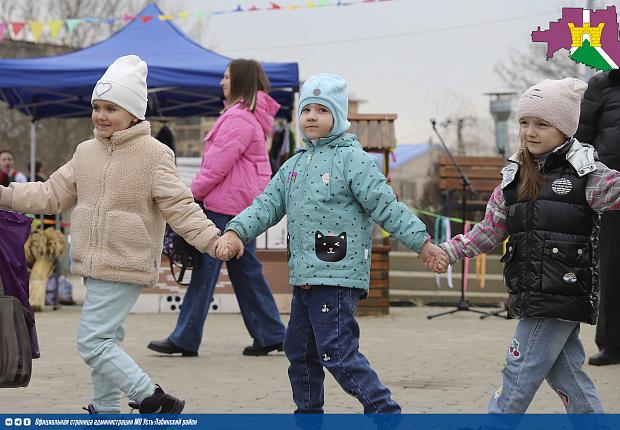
left=217, top=74, right=447, bottom=413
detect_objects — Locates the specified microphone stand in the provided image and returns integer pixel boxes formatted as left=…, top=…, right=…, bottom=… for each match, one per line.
left=427, top=118, right=491, bottom=319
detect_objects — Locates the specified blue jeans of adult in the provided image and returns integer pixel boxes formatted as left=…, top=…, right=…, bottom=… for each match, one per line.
left=169, top=210, right=285, bottom=353
left=284, top=285, right=401, bottom=414
left=489, top=317, right=604, bottom=413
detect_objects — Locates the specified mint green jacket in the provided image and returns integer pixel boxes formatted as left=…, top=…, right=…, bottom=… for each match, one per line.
left=226, top=133, right=430, bottom=292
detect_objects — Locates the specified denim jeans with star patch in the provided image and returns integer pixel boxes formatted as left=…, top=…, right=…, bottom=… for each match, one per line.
left=283, top=285, right=401, bottom=414
left=489, top=317, right=604, bottom=413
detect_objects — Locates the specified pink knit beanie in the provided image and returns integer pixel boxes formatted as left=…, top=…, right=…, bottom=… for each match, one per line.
left=517, top=77, right=587, bottom=137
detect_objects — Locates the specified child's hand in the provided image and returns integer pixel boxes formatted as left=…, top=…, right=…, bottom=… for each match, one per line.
left=214, top=231, right=244, bottom=261
left=418, top=241, right=449, bottom=274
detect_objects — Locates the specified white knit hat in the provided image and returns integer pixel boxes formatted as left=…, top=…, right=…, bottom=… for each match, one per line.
left=91, top=55, right=148, bottom=120
left=517, top=77, right=587, bottom=137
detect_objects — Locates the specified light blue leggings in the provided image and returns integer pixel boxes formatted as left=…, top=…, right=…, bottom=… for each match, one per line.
left=77, top=278, right=155, bottom=413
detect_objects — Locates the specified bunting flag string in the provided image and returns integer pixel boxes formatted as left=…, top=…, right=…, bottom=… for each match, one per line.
left=0, top=0, right=395, bottom=44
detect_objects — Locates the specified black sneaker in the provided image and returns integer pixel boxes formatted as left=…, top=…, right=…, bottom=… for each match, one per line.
left=82, top=404, right=97, bottom=414
left=588, top=348, right=620, bottom=366
left=129, top=385, right=185, bottom=414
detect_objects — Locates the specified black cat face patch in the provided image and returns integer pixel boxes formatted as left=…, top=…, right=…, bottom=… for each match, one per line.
left=315, top=231, right=347, bottom=262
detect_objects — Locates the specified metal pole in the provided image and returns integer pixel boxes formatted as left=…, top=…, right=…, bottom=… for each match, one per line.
left=30, top=120, right=36, bottom=181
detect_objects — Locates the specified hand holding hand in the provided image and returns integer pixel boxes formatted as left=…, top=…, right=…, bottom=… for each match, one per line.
left=418, top=241, right=449, bottom=274
left=214, top=231, right=244, bottom=261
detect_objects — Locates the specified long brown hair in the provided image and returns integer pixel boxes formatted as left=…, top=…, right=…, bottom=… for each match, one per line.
left=517, top=146, right=545, bottom=201
left=227, top=59, right=271, bottom=112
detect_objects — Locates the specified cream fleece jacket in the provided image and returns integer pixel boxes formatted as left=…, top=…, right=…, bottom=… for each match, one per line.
left=0, top=121, right=220, bottom=287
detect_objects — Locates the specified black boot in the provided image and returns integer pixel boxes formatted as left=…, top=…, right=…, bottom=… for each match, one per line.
left=130, top=385, right=185, bottom=414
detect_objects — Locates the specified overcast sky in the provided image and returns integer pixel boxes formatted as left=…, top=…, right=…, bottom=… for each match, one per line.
left=176, top=0, right=607, bottom=149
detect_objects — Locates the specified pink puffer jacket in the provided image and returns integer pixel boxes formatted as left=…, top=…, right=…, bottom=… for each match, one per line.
left=191, top=91, right=280, bottom=215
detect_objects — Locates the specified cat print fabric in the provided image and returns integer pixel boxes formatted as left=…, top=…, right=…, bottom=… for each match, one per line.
left=315, top=231, right=347, bottom=262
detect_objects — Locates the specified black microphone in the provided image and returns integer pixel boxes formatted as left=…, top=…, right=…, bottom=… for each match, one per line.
left=430, top=118, right=437, bottom=127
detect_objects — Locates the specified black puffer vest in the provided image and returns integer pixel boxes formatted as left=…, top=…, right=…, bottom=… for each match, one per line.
left=501, top=142, right=600, bottom=324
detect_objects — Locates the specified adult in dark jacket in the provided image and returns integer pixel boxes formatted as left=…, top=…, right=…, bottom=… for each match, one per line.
left=575, top=69, right=620, bottom=366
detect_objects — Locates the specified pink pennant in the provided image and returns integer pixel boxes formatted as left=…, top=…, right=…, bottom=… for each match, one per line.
left=0, top=23, right=6, bottom=43
left=122, top=14, right=135, bottom=22
left=11, top=22, right=25, bottom=37
left=249, top=5, right=259, bottom=11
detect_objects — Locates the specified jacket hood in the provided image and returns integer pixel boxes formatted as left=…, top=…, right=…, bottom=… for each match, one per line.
left=226, top=91, right=280, bottom=137
left=298, top=73, right=350, bottom=138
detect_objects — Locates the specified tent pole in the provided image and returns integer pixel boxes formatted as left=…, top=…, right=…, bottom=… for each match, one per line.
left=30, top=120, right=36, bottom=181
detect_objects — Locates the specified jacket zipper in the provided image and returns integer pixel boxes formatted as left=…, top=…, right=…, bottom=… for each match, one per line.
left=89, top=141, right=114, bottom=273
left=524, top=200, right=533, bottom=316
left=296, top=142, right=316, bottom=282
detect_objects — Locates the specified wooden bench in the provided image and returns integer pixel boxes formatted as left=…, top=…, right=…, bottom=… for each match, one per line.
left=438, top=155, right=505, bottom=219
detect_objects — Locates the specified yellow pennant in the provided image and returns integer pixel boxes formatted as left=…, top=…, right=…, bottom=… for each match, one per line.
left=29, top=21, right=44, bottom=42
left=158, top=15, right=174, bottom=21
left=178, top=11, right=190, bottom=19
left=48, top=20, right=63, bottom=38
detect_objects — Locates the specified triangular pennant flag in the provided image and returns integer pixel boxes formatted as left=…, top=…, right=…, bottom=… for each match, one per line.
left=306, top=1, right=317, bottom=7
left=65, top=18, right=82, bottom=34
left=29, top=21, right=44, bottom=42
left=234, top=5, right=243, bottom=12
left=0, top=23, right=6, bottom=43
left=249, top=5, right=259, bottom=11
left=65, top=19, right=81, bottom=34
left=270, top=2, right=282, bottom=9
left=194, top=11, right=207, bottom=18
left=84, top=17, right=99, bottom=23
left=122, top=14, right=135, bottom=22
left=288, top=4, right=299, bottom=10
left=318, top=0, right=330, bottom=5
left=158, top=15, right=173, bottom=20
left=178, top=12, right=190, bottom=19
left=11, top=22, right=25, bottom=37
left=104, top=18, right=116, bottom=25
left=48, top=20, right=63, bottom=38
left=212, top=11, right=225, bottom=15
left=139, top=16, right=153, bottom=23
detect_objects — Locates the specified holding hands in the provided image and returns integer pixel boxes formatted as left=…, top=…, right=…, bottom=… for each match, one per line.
left=418, top=240, right=450, bottom=274
left=214, top=231, right=245, bottom=261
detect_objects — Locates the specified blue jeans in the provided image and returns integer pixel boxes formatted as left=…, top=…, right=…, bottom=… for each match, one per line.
left=284, top=285, right=401, bottom=414
left=489, top=317, right=604, bottom=413
left=169, top=210, right=285, bottom=352
left=78, top=278, right=156, bottom=413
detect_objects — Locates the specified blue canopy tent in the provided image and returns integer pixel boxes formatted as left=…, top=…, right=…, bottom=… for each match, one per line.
left=0, top=3, right=299, bottom=177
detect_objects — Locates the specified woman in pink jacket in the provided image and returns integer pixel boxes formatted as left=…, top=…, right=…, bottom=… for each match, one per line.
left=148, top=59, right=286, bottom=357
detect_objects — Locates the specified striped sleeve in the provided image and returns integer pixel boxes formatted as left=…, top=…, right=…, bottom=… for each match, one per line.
left=439, top=184, right=509, bottom=264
